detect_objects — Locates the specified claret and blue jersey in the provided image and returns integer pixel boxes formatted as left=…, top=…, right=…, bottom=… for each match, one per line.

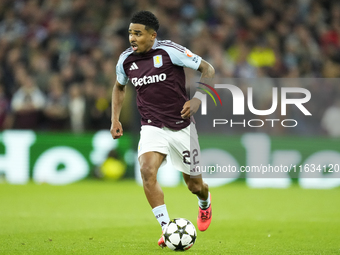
left=116, top=39, right=202, bottom=130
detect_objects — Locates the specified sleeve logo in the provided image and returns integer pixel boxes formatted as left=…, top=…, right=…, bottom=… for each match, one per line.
left=185, top=49, right=193, bottom=57
left=153, top=55, right=163, bottom=68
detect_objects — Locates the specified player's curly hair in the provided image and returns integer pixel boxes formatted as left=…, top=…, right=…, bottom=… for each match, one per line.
left=131, top=11, right=159, bottom=32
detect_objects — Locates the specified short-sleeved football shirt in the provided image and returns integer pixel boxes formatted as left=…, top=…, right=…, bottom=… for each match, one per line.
left=116, top=39, right=202, bottom=130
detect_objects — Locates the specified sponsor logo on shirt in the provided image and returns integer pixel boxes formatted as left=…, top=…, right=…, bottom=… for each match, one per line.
left=131, top=73, right=167, bottom=86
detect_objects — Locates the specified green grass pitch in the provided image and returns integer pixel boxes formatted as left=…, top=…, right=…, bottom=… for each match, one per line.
left=0, top=180, right=339, bottom=254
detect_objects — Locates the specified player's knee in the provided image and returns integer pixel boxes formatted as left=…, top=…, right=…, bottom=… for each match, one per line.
left=140, top=164, right=157, bottom=184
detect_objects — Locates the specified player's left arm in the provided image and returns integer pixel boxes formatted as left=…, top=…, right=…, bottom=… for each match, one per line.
left=181, top=59, right=215, bottom=119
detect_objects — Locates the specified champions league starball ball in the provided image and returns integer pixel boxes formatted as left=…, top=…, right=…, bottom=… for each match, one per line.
left=163, top=218, right=197, bottom=251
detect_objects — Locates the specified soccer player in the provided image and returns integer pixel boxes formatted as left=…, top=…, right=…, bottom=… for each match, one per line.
left=110, top=11, right=214, bottom=248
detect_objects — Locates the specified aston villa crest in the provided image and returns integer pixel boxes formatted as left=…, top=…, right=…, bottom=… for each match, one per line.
left=153, top=55, right=163, bottom=68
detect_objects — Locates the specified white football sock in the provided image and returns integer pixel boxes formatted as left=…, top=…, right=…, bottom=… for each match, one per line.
left=198, top=192, right=210, bottom=209
left=152, top=204, right=170, bottom=231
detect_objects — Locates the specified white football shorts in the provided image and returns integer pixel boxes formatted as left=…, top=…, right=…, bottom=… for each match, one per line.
left=137, top=123, right=201, bottom=176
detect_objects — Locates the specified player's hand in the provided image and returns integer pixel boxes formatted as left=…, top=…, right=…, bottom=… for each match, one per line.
left=181, top=98, right=201, bottom=119
left=110, top=120, right=123, bottom=139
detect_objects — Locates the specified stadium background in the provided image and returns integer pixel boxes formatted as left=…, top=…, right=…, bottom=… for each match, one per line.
left=0, top=0, right=339, bottom=186
left=1, top=1, right=340, bottom=254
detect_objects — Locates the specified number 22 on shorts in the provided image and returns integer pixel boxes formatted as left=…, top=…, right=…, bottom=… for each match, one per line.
left=182, top=149, right=199, bottom=165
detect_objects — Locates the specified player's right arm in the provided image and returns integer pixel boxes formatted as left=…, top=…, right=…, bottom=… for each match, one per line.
left=110, top=80, right=125, bottom=139
left=111, top=50, right=130, bottom=139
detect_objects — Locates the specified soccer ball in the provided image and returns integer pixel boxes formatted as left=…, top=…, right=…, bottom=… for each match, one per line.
left=163, top=218, right=197, bottom=251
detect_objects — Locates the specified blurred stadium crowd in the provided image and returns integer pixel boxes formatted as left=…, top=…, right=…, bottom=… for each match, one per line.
left=0, top=0, right=339, bottom=135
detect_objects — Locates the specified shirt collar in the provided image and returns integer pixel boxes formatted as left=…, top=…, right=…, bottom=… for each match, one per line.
left=151, top=39, right=158, bottom=49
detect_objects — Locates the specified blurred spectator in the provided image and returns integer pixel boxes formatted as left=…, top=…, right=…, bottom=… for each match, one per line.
left=0, top=84, right=11, bottom=130
left=68, top=83, right=86, bottom=133
left=29, top=53, right=52, bottom=93
left=97, top=58, right=116, bottom=88
left=87, top=84, right=111, bottom=130
left=247, top=41, right=276, bottom=68
left=60, top=63, right=77, bottom=89
left=0, top=10, right=26, bottom=43
left=229, top=42, right=257, bottom=78
left=0, top=0, right=338, bottom=135
left=321, top=12, right=340, bottom=59
left=43, top=79, right=68, bottom=130
left=78, top=55, right=98, bottom=81
left=56, top=16, right=80, bottom=66
left=11, top=76, right=46, bottom=129
left=2, top=47, right=25, bottom=96
left=321, top=99, right=340, bottom=137
left=83, top=79, right=96, bottom=129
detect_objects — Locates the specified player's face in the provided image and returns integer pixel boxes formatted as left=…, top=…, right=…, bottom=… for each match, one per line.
left=129, top=23, right=156, bottom=54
